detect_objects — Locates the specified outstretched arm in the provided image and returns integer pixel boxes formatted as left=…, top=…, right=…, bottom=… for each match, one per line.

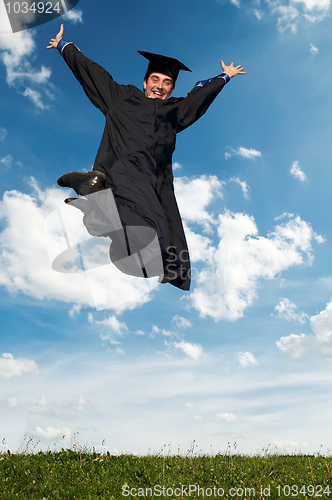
left=176, top=58, right=246, bottom=132
left=46, top=24, right=123, bottom=114
left=46, top=23, right=64, bottom=49
left=220, top=60, right=246, bottom=78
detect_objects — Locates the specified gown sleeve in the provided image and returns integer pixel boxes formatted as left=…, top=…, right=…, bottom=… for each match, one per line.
left=59, top=41, right=124, bottom=115
left=176, top=74, right=229, bottom=133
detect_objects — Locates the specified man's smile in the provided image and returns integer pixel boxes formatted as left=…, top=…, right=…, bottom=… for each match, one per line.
left=151, top=89, right=166, bottom=98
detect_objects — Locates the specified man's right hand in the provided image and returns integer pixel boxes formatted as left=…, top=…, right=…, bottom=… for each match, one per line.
left=47, top=24, right=64, bottom=49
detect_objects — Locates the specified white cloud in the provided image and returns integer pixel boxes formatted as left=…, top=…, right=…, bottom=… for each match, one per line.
left=182, top=222, right=213, bottom=262
left=96, top=315, right=128, bottom=334
left=88, top=314, right=128, bottom=344
left=152, top=325, right=175, bottom=337
left=225, top=0, right=330, bottom=28
left=172, top=340, right=204, bottom=360
left=135, top=324, right=179, bottom=339
left=237, top=351, right=258, bottom=367
left=4, top=393, right=94, bottom=415
left=290, top=161, right=307, bottom=182
left=0, top=127, right=8, bottom=141
left=302, top=10, right=329, bottom=20
left=0, top=4, right=51, bottom=109
left=0, top=8, right=34, bottom=64
left=291, top=0, right=330, bottom=10
left=69, top=304, right=82, bottom=317
left=57, top=393, right=92, bottom=412
left=35, top=426, right=71, bottom=440
left=0, top=1, right=81, bottom=108
left=64, top=8, right=83, bottom=23
left=275, top=298, right=308, bottom=323
left=310, top=43, right=319, bottom=55
left=0, top=177, right=323, bottom=325
left=0, top=154, right=13, bottom=169
left=0, top=182, right=93, bottom=303
left=100, top=335, right=122, bottom=345
left=225, top=147, right=262, bottom=160
left=190, top=212, right=323, bottom=321
left=0, top=181, right=154, bottom=312
left=7, top=398, right=18, bottom=408
left=274, top=212, right=295, bottom=221
left=172, top=315, right=192, bottom=328
left=237, top=147, right=262, bottom=159
left=0, top=353, right=39, bottom=380
left=3, top=345, right=332, bottom=455
left=310, top=301, right=332, bottom=347
left=266, top=1, right=300, bottom=31
left=276, top=300, right=332, bottom=359
left=26, top=396, right=49, bottom=413
left=185, top=403, right=195, bottom=408
left=229, top=177, right=250, bottom=200
left=276, top=333, right=310, bottom=359
left=174, top=175, right=224, bottom=228
left=5, top=395, right=50, bottom=414
left=253, top=8, right=264, bottom=19
left=215, top=412, right=237, bottom=422
left=173, top=162, right=182, bottom=170
left=10, top=66, right=52, bottom=86
left=266, top=0, right=331, bottom=30
left=22, top=87, right=49, bottom=110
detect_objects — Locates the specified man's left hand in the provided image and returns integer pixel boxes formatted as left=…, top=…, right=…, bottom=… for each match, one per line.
left=220, top=60, right=246, bottom=78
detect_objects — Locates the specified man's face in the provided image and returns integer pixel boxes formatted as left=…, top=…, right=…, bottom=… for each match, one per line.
left=144, top=72, right=173, bottom=100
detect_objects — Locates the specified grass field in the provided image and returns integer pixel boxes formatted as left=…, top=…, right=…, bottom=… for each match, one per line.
left=0, top=443, right=331, bottom=499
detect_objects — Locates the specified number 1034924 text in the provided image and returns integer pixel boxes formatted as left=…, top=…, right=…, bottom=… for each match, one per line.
left=276, top=484, right=330, bottom=496
left=5, top=2, right=61, bottom=14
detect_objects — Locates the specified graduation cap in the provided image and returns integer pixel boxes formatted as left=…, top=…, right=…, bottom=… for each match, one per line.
left=138, top=51, right=191, bottom=84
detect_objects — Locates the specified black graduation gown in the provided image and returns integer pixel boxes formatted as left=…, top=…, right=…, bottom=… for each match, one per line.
left=61, top=44, right=227, bottom=291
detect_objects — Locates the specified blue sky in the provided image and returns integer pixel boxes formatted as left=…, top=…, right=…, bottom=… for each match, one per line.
left=1, top=0, right=332, bottom=456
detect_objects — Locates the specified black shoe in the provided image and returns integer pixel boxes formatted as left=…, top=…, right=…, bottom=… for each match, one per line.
left=64, top=197, right=91, bottom=214
left=57, top=171, right=106, bottom=196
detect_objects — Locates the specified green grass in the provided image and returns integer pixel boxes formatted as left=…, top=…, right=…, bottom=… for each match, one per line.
left=0, top=446, right=331, bottom=499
